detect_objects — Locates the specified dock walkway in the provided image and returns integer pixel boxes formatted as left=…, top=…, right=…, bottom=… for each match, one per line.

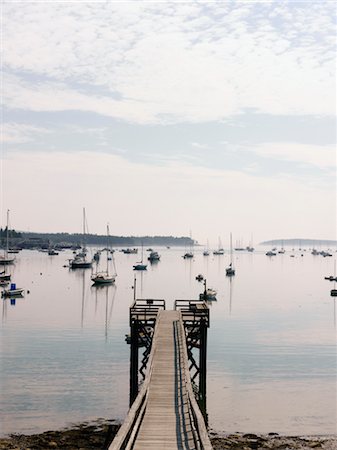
left=109, top=309, right=212, bottom=450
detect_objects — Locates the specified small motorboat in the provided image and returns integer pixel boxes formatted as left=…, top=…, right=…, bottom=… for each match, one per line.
left=0, top=270, right=11, bottom=282
left=195, top=274, right=204, bottom=281
left=1, top=283, right=24, bottom=297
left=226, top=266, right=235, bottom=276
left=199, top=288, right=217, bottom=301
left=331, top=289, right=337, bottom=297
left=182, top=252, right=193, bottom=259
left=93, top=251, right=101, bottom=261
left=133, top=264, right=147, bottom=271
left=266, top=251, right=276, bottom=256
left=199, top=279, right=217, bottom=301
left=325, top=276, right=337, bottom=281
left=148, top=251, right=160, bottom=262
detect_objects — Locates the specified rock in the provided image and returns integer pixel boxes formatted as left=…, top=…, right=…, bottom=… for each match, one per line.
left=243, top=434, right=259, bottom=439
left=48, top=441, right=58, bottom=448
left=308, top=443, right=322, bottom=448
left=268, top=432, right=279, bottom=436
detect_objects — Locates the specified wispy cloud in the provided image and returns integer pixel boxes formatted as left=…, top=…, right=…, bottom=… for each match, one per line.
left=1, top=122, right=51, bottom=144
left=250, top=142, right=336, bottom=171
left=3, top=2, right=335, bottom=124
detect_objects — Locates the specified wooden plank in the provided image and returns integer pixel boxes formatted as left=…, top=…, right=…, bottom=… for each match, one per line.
left=134, top=311, right=194, bottom=450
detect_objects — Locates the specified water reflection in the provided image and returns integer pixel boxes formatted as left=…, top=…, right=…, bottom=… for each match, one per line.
left=228, top=276, right=234, bottom=315
left=1, top=247, right=336, bottom=436
left=2, top=294, right=25, bottom=322
left=90, top=283, right=117, bottom=341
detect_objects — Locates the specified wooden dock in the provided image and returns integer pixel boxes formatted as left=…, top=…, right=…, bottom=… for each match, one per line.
left=110, top=305, right=212, bottom=450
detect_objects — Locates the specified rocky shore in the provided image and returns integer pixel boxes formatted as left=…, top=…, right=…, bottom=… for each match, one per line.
left=0, top=420, right=336, bottom=450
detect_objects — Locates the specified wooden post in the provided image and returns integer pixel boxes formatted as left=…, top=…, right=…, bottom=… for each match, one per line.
left=199, top=318, right=207, bottom=422
left=129, top=319, right=139, bottom=407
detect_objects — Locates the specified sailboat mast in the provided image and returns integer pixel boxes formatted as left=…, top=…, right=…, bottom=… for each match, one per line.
left=230, top=232, right=233, bottom=266
left=107, top=224, right=110, bottom=273
left=6, top=209, right=9, bottom=256
left=83, top=207, right=86, bottom=236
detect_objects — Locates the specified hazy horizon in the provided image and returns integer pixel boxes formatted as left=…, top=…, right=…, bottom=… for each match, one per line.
left=1, top=2, right=336, bottom=245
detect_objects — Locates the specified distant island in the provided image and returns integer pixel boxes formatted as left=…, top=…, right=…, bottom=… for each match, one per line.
left=0, top=229, right=196, bottom=249
left=260, top=238, right=337, bottom=247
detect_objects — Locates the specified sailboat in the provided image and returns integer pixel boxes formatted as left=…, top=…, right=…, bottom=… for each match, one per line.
left=331, top=261, right=337, bottom=297
left=183, top=231, right=194, bottom=258
left=133, top=243, right=147, bottom=270
left=69, top=208, right=93, bottom=269
left=91, top=225, right=117, bottom=284
left=226, top=232, right=235, bottom=276
left=203, top=239, right=210, bottom=256
left=246, top=234, right=255, bottom=252
left=213, top=237, right=224, bottom=255
left=234, top=238, right=245, bottom=251
left=0, top=210, right=15, bottom=266
left=278, top=239, right=285, bottom=254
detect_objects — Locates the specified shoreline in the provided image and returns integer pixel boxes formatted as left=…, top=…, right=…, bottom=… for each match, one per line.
left=0, top=420, right=336, bottom=450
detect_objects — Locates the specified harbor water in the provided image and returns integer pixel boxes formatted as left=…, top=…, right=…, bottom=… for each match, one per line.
left=1, top=246, right=336, bottom=436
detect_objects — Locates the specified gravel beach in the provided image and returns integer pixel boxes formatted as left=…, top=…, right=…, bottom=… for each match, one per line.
left=0, top=420, right=336, bottom=450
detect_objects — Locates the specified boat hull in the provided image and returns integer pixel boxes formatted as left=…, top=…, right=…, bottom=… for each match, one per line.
left=1, top=289, right=24, bottom=297
left=70, top=262, right=92, bottom=269
left=0, top=258, right=15, bottom=265
left=133, top=264, right=147, bottom=271
left=91, top=275, right=115, bottom=284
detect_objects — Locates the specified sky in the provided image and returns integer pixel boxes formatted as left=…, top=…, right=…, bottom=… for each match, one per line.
left=1, top=1, right=336, bottom=246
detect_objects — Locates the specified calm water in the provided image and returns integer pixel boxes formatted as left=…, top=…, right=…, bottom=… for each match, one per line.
left=1, top=246, right=336, bottom=436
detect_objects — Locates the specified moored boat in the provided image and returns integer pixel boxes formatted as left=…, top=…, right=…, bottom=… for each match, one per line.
left=1, top=283, right=24, bottom=297
left=91, top=225, right=117, bottom=284
left=148, top=251, right=160, bottom=262
left=226, top=232, right=235, bottom=276
left=69, top=208, right=92, bottom=269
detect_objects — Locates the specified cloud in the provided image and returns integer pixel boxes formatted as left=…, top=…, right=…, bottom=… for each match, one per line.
left=3, top=2, right=336, bottom=123
left=250, top=142, right=336, bottom=170
left=1, top=123, right=51, bottom=144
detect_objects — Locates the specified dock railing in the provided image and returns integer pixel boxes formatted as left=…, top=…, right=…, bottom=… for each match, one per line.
left=109, top=311, right=163, bottom=450
left=109, top=308, right=213, bottom=450
left=175, top=312, right=213, bottom=450
left=175, top=299, right=210, bottom=327
left=129, top=299, right=166, bottom=326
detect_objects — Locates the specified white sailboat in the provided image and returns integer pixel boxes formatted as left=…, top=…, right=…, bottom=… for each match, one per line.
left=226, top=232, right=235, bottom=276
left=133, top=243, right=147, bottom=270
left=213, top=237, right=224, bottom=255
left=0, top=210, right=15, bottom=266
left=70, top=208, right=93, bottom=269
left=91, top=225, right=117, bottom=284
left=203, top=239, right=210, bottom=256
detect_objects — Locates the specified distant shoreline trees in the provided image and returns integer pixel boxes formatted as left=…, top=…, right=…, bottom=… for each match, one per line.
left=0, top=230, right=196, bottom=248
